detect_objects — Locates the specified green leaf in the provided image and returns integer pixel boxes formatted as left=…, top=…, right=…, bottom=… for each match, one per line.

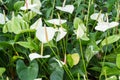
left=67, top=54, right=74, bottom=67
left=16, top=60, right=38, bottom=80
left=14, top=29, right=35, bottom=42
left=16, top=40, right=38, bottom=51
left=0, top=67, right=6, bottom=76
left=89, top=66, right=101, bottom=72
left=23, top=11, right=37, bottom=22
left=50, top=67, right=64, bottom=80
left=3, top=17, right=29, bottom=34
left=101, top=66, right=120, bottom=76
left=85, top=44, right=99, bottom=63
left=14, top=1, right=24, bottom=10
left=46, top=7, right=53, bottom=18
left=116, top=54, right=120, bottom=69
left=0, top=41, right=12, bottom=49
left=101, top=35, right=120, bottom=46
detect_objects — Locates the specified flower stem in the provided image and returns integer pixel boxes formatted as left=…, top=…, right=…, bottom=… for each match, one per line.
left=79, top=39, right=88, bottom=80
left=99, top=32, right=108, bottom=80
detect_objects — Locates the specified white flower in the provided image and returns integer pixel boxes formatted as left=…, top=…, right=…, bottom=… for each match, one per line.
left=56, top=5, right=74, bottom=14
left=95, top=21, right=119, bottom=32
left=56, top=27, right=67, bottom=41
left=30, top=18, right=42, bottom=30
left=36, top=27, right=57, bottom=43
left=74, top=23, right=89, bottom=40
left=20, top=0, right=42, bottom=14
left=74, top=24, right=86, bottom=39
left=20, top=0, right=37, bottom=10
left=0, top=13, right=8, bottom=24
left=31, top=8, right=42, bottom=15
left=47, top=19, right=67, bottom=25
left=90, top=13, right=104, bottom=22
left=29, top=53, right=50, bottom=61
left=76, top=25, right=84, bottom=39
left=91, top=13, right=119, bottom=32
left=34, top=78, right=42, bottom=80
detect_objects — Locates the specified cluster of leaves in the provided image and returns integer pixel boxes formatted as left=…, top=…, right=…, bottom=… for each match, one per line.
left=0, top=0, right=120, bottom=80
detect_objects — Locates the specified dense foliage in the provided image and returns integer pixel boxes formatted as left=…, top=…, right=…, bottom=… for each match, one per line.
left=0, top=0, right=120, bottom=80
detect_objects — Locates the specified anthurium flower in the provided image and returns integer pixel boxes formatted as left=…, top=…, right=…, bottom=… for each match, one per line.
left=30, top=18, right=42, bottom=30
left=36, top=26, right=57, bottom=43
left=95, top=21, right=119, bottom=32
left=31, top=0, right=42, bottom=14
left=56, top=5, right=74, bottom=14
left=76, top=24, right=85, bottom=39
left=20, top=0, right=37, bottom=10
left=74, top=23, right=89, bottom=41
left=47, top=19, right=67, bottom=25
left=90, top=13, right=104, bottom=22
left=91, top=13, right=119, bottom=32
left=31, top=8, right=42, bottom=15
left=0, top=13, right=8, bottom=24
left=29, top=53, right=50, bottom=61
left=34, top=78, right=42, bottom=80
left=74, top=24, right=86, bottom=39
left=56, top=27, right=67, bottom=41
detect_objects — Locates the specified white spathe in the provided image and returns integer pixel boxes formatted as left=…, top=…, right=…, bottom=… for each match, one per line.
left=30, top=18, right=42, bottom=30
left=20, top=0, right=37, bottom=10
left=74, top=24, right=86, bottom=39
left=31, top=8, right=42, bottom=15
left=47, top=19, right=67, bottom=25
left=20, top=4, right=37, bottom=10
left=95, top=21, right=119, bottom=32
left=36, top=27, right=57, bottom=43
left=56, top=27, right=67, bottom=41
left=56, top=5, right=74, bottom=14
left=29, top=53, right=50, bottom=61
left=34, top=78, right=42, bottom=80
left=20, top=0, right=42, bottom=14
left=90, top=13, right=104, bottom=22
left=0, top=13, right=8, bottom=24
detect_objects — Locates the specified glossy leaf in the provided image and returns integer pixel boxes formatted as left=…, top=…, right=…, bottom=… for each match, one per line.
left=50, top=67, right=64, bottom=80
left=101, top=35, right=120, bottom=46
left=16, top=41, right=38, bottom=51
left=23, top=11, right=37, bottom=22
left=16, top=60, right=38, bottom=80
left=67, top=54, right=74, bottom=67
left=14, top=1, right=24, bottom=10
left=101, top=66, right=120, bottom=76
left=3, top=17, right=29, bottom=34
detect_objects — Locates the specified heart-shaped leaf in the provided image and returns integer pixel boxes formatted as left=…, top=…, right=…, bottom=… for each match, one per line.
left=3, top=17, right=29, bottom=34
left=50, top=67, right=64, bottom=80
left=16, top=60, right=38, bottom=80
